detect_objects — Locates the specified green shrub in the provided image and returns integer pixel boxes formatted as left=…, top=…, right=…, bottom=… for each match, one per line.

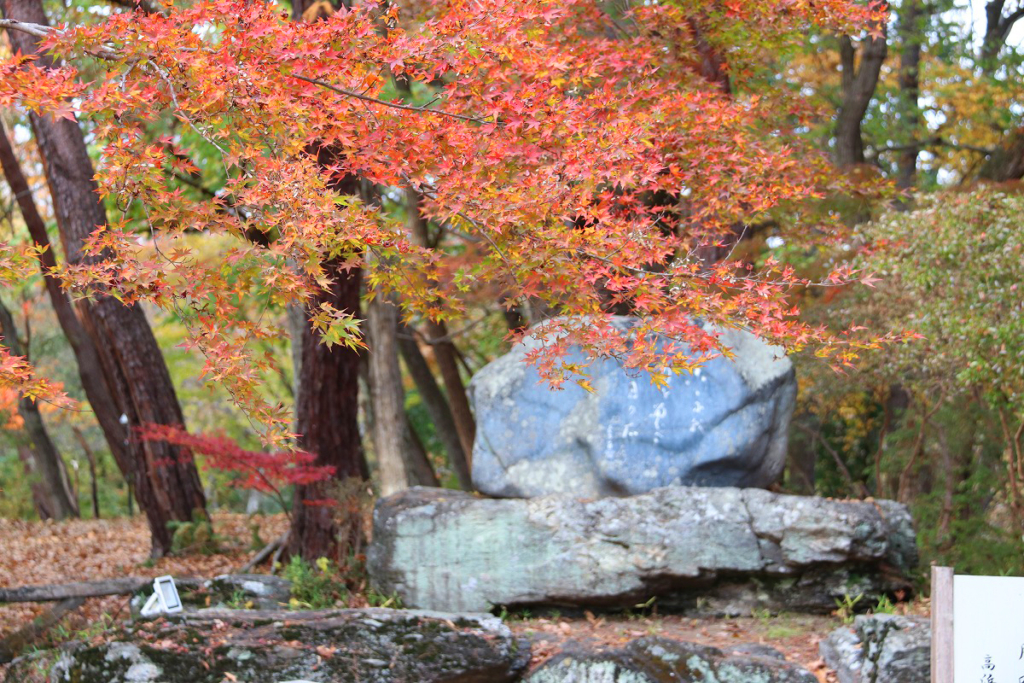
left=168, top=509, right=220, bottom=555
left=283, top=556, right=347, bottom=609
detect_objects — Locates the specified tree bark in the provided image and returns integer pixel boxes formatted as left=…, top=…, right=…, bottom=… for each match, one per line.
left=284, top=0, right=370, bottom=563
left=3, top=0, right=207, bottom=557
left=287, top=257, right=367, bottom=562
left=368, top=294, right=411, bottom=494
left=896, top=0, right=924, bottom=192
left=834, top=21, right=888, bottom=167
left=0, top=298, right=79, bottom=520
left=0, top=121, right=131, bottom=474
left=397, top=321, right=472, bottom=489
left=367, top=294, right=438, bottom=494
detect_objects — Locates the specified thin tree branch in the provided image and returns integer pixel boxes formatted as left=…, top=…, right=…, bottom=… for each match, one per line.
left=290, top=74, right=496, bottom=126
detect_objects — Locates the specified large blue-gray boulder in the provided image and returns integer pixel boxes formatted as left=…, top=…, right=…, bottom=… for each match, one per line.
left=470, top=317, right=797, bottom=497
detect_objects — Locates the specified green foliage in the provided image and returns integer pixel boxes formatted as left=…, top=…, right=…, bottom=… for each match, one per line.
left=871, top=595, right=895, bottom=615
left=248, top=521, right=265, bottom=552
left=365, top=588, right=404, bottom=609
left=851, top=191, right=1023, bottom=418
left=833, top=593, right=863, bottom=624
left=168, top=509, right=220, bottom=555
left=282, top=556, right=347, bottom=609
left=226, top=587, right=253, bottom=610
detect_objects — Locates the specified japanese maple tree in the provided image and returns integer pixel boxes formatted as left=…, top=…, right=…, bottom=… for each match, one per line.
left=1, top=0, right=910, bottom=555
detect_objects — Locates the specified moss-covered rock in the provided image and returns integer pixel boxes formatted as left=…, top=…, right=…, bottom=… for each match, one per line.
left=369, top=486, right=917, bottom=614
left=819, top=614, right=929, bottom=683
left=526, top=637, right=816, bottom=683
left=4, top=608, right=529, bottom=683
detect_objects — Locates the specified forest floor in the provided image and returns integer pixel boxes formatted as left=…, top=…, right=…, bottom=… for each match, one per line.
left=0, top=513, right=928, bottom=682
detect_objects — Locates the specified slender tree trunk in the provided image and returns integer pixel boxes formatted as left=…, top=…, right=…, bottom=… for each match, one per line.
left=0, top=299, right=79, bottom=520
left=896, top=0, right=923, bottom=192
left=403, top=417, right=437, bottom=487
left=72, top=427, right=101, bottom=518
left=406, top=188, right=476, bottom=466
left=367, top=294, right=438, bottom=494
left=397, top=321, right=472, bottom=489
left=834, top=22, right=888, bottom=167
left=3, top=0, right=207, bottom=556
left=368, top=295, right=411, bottom=495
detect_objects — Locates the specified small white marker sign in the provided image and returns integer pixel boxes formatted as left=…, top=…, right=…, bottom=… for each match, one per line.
left=953, top=574, right=1024, bottom=682
left=140, top=575, right=183, bottom=617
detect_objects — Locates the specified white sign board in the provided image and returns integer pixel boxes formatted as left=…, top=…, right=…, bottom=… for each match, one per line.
left=954, top=574, right=1024, bottom=682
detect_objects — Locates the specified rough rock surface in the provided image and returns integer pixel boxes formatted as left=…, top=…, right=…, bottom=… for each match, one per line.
left=4, top=608, right=529, bottom=683
left=469, top=317, right=797, bottom=497
left=525, top=636, right=816, bottom=683
left=368, top=486, right=917, bottom=613
left=820, top=614, right=930, bottom=683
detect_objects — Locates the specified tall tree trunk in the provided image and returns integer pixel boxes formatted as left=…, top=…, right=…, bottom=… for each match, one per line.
left=287, top=257, right=367, bottom=562
left=3, top=0, right=207, bottom=557
left=896, top=0, right=923, bottom=192
left=405, top=188, right=476, bottom=466
left=367, top=294, right=437, bottom=494
left=397, top=321, right=472, bottom=489
left=0, top=121, right=132, bottom=475
left=834, top=22, right=888, bottom=167
left=285, top=0, right=370, bottom=563
left=0, top=300, right=79, bottom=520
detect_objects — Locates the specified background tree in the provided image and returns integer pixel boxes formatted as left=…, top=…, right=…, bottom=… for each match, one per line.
left=2, top=0, right=208, bottom=557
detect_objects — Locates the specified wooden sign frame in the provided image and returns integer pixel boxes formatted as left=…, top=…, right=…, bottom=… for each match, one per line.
left=932, top=565, right=953, bottom=683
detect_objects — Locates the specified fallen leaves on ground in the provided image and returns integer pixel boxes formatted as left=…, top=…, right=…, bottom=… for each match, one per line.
left=0, top=512, right=288, bottom=639
left=0, top=514, right=929, bottom=683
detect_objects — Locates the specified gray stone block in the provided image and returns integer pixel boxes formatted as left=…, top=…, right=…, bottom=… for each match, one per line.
left=368, top=486, right=917, bottom=613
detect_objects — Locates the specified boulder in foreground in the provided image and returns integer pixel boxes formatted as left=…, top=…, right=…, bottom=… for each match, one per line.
left=368, top=486, right=917, bottom=613
left=5, top=608, right=529, bottom=683
left=526, top=636, right=816, bottom=683
left=820, top=614, right=930, bottom=683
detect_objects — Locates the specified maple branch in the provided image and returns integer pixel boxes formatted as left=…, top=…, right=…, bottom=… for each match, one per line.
left=290, top=74, right=495, bottom=126
left=0, top=18, right=50, bottom=38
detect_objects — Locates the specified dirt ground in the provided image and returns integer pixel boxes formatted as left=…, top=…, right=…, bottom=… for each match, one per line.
left=0, top=514, right=927, bottom=681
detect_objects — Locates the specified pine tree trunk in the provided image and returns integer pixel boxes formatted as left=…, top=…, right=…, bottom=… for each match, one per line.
left=285, top=0, right=370, bottom=563
left=288, top=258, right=367, bottom=562
left=2, top=0, right=207, bottom=556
